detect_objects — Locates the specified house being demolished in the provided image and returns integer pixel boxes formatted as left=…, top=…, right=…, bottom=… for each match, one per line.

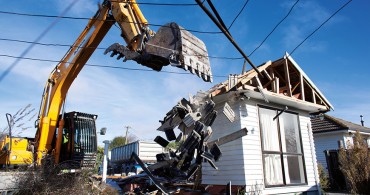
left=117, top=53, right=334, bottom=194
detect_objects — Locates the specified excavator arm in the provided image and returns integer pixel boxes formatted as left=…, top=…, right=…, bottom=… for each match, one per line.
left=35, top=3, right=114, bottom=165
left=35, top=0, right=212, bottom=165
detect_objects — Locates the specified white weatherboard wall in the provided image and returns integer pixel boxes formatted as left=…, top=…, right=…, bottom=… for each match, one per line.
left=202, top=100, right=247, bottom=185
left=202, top=98, right=320, bottom=194
left=313, top=133, right=343, bottom=171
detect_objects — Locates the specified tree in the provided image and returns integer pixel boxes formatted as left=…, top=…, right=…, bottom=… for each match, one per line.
left=1, top=104, right=36, bottom=136
left=339, top=131, right=370, bottom=194
left=109, top=135, right=134, bottom=150
left=166, top=141, right=180, bottom=150
left=94, top=146, right=104, bottom=173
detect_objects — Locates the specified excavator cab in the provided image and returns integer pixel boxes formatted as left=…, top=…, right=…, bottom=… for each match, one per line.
left=58, top=112, right=98, bottom=168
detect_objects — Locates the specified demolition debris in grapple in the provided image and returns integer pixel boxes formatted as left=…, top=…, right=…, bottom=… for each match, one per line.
left=105, top=22, right=213, bottom=82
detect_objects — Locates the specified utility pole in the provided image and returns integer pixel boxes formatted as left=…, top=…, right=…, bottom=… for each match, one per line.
left=102, top=140, right=111, bottom=183
left=124, top=126, right=131, bottom=145
left=5, top=113, right=13, bottom=171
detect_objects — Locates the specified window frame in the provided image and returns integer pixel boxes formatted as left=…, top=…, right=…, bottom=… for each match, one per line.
left=258, top=105, right=307, bottom=187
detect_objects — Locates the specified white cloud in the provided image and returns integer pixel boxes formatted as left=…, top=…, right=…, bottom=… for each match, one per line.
left=280, top=1, right=332, bottom=53
left=54, top=0, right=97, bottom=17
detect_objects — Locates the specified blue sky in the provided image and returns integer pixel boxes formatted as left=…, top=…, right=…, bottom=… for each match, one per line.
left=0, top=0, right=369, bottom=146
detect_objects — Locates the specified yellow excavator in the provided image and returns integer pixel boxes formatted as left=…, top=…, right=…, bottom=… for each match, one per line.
left=32, top=0, right=212, bottom=168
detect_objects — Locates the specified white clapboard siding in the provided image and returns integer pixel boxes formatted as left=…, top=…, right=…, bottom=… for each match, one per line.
left=202, top=100, right=247, bottom=185
left=202, top=99, right=319, bottom=194
left=299, top=114, right=319, bottom=186
left=240, top=101, right=264, bottom=191
left=313, top=132, right=343, bottom=171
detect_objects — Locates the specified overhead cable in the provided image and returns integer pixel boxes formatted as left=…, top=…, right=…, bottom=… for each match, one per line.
left=289, top=0, right=352, bottom=55
left=107, top=1, right=198, bottom=6
left=249, top=0, right=300, bottom=57
left=0, top=38, right=105, bottom=50
left=0, top=10, right=221, bottom=34
left=228, top=0, right=251, bottom=30
left=0, top=0, right=79, bottom=82
left=196, top=0, right=263, bottom=77
left=206, top=0, right=231, bottom=36
left=0, top=54, right=227, bottom=78
left=0, top=37, right=243, bottom=60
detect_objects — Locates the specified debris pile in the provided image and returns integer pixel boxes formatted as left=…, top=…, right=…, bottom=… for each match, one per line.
left=112, top=90, right=248, bottom=194
left=117, top=91, right=220, bottom=194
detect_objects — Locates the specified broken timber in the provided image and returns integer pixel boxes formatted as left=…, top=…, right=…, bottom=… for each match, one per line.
left=207, top=128, right=248, bottom=147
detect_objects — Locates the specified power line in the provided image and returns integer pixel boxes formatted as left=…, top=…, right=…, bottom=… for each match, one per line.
left=108, top=1, right=198, bottom=6
left=0, top=38, right=105, bottom=50
left=290, top=0, right=352, bottom=55
left=249, top=0, right=300, bottom=57
left=0, top=37, right=244, bottom=60
left=228, top=0, right=251, bottom=30
left=0, top=0, right=79, bottom=83
left=0, top=10, right=222, bottom=34
left=0, top=54, right=228, bottom=78
left=196, top=0, right=262, bottom=77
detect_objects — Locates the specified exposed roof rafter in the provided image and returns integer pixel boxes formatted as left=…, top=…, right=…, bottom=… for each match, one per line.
left=208, top=53, right=334, bottom=112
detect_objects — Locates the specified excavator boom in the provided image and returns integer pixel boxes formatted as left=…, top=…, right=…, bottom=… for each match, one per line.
left=35, top=0, right=212, bottom=166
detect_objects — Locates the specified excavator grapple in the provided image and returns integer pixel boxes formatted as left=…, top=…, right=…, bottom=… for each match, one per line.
left=105, top=23, right=212, bottom=82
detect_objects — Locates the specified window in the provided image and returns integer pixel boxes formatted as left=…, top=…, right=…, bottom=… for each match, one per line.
left=259, top=106, right=306, bottom=187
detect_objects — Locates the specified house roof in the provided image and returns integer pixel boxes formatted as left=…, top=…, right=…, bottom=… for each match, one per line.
left=311, top=114, right=370, bottom=134
left=208, top=53, right=333, bottom=112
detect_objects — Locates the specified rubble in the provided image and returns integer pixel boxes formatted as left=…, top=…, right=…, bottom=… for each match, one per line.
left=112, top=90, right=248, bottom=194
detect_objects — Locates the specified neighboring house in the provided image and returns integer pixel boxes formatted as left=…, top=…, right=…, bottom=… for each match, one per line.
left=163, top=53, right=333, bottom=194
left=311, top=114, right=370, bottom=172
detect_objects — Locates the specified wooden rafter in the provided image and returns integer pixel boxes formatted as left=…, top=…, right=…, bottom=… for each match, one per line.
left=262, top=69, right=272, bottom=81
left=275, top=77, right=279, bottom=93
left=300, top=73, right=305, bottom=101
left=272, top=68, right=287, bottom=84
left=255, top=76, right=263, bottom=88
left=291, top=81, right=300, bottom=93
left=284, top=59, right=292, bottom=97
left=269, top=68, right=276, bottom=92
left=263, top=77, right=277, bottom=88
left=207, top=55, right=332, bottom=111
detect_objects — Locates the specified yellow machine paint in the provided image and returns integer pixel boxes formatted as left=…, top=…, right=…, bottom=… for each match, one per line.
left=34, top=0, right=212, bottom=167
left=0, top=136, right=33, bottom=167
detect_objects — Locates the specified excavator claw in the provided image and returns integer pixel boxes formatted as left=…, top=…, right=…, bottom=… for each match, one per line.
left=105, top=22, right=213, bottom=82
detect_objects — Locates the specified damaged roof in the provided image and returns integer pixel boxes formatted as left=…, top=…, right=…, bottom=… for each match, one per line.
left=207, top=52, right=333, bottom=113
left=311, top=114, right=370, bottom=134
